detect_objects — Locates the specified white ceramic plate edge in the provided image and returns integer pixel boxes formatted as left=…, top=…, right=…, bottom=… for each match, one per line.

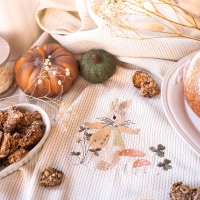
left=0, top=103, right=51, bottom=180
left=161, top=50, right=200, bottom=157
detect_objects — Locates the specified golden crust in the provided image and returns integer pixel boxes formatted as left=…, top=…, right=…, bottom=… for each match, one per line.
left=183, top=58, right=200, bottom=118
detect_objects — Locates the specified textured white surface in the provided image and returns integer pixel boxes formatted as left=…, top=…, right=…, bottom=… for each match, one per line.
left=0, top=0, right=200, bottom=200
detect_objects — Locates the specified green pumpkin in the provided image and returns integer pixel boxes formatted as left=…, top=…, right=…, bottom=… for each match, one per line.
left=80, top=49, right=116, bottom=83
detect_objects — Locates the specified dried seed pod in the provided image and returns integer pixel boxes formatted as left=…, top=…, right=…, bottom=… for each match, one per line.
left=8, top=148, right=28, bottom=164
left=0, top=133, right=12, bottom=158
left=134, top=22, right=164, bottom=32
left=3, top=106, right=23, bottom=132
left=40, top=167, right=63, bottom=187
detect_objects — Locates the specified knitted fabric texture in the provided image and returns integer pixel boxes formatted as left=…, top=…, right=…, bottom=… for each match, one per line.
left=0, top=0, right=200, bottom=200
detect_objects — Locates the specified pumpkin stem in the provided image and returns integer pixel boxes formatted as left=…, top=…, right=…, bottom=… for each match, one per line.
left=35, top=46, right=48, bottom=63
left=90, top=54, right=101, bottom=64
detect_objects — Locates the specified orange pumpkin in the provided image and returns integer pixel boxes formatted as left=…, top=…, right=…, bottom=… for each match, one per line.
left=14, top=43, right=79, bottom=98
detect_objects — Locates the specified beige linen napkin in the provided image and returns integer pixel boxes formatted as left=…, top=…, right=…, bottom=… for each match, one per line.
left=0, top=0, right=200, bottom=200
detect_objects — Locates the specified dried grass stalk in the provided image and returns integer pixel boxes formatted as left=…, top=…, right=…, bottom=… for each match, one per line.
left=92, top=0, right=200, bottom=41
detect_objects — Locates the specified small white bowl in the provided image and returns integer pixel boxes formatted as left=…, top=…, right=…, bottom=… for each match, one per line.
left=0, top=103, right=51, bottom=179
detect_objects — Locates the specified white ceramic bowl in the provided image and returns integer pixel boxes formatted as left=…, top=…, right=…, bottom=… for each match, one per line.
left=0, top=103, right=51, bottom=179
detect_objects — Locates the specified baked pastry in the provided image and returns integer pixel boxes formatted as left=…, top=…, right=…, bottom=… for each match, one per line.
left=183, top=52, right=200, bottom=117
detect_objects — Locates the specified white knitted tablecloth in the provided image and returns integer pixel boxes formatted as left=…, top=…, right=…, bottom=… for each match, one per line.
left=0, top=0, right=200, bottom=200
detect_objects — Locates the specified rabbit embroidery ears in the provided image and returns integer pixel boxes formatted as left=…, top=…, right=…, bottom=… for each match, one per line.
left=110, top=99, right=132, bottom=111
left=107, top=99, right=132, bottom=127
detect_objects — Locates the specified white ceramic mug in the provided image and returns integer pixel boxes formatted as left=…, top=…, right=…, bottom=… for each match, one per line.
left=0, top=0, right=42, bottom=60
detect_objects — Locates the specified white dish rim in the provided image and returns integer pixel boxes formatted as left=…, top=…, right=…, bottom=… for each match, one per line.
left=0, top=103, right=51, bottom=179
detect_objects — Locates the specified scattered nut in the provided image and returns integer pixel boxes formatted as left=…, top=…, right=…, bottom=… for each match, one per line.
left=0, top=133, right=12, bottom=159
left=3, top=106, right=23, bottom=132
left=170, top=182, right=200, bottom=200
left=141, top=77, right=160, bottom=98
left=132, top=70, right=160, bottom=98
left=40, top=167, right=63, bottom=187
left=132, top=71, right=149, bottom=88
left=8, top=148, right=28, bottom=164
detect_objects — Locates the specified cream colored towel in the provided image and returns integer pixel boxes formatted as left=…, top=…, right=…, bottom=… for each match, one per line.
left=0, top=1, right=200, bottom=200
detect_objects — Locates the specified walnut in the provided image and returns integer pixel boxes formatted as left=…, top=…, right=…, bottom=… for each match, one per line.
left=40, top=167, right=63, bottom=187
left=8, top=148, right=28, bottom=164
left=0, top=131, right=4, bottom=144
left=141, top=77, right=160, bottom=98
left=193, top=187, right=200, bottom=200
left=18, top=121, right=44, bottom=149
left=9, top=132, right=20, bottom=155
left=31, top=111, right=42, bottom=122
left=0, top=133, right=12, bottom=158
left=169, top=182, right=199, bottom=200
left=132, top=71, right=149, bottom=88
left=3, top=106, right=23, bottom=132
left=20, top=112, right=32, bottom=126
left=132, top=70, right=160, bottom=98
left=0, top=111, right=8, bottom=130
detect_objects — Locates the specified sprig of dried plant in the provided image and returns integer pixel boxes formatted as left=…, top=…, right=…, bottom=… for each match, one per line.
left=91, top=0, right=200, bottom=41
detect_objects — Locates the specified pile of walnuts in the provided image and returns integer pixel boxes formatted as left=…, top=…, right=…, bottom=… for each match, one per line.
left=0, top=106, right=45, bottom=166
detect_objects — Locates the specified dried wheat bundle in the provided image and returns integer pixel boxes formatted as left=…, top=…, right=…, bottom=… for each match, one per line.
left=91, top=0, right=200, bottom=40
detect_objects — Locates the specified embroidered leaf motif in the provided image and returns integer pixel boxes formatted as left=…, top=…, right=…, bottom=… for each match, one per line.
left=157, top=144, right=165, bottom=151
left=149, top=147, right=157, bottom=152
left=164, top=159, right=171, bottom=165
left=96, top=148, right=101, bottom=151
left=156, top=151, right=164, bottom=157
left=78, top=126, right=86, bottom=132
left=71, top=151, right=81, bottom=156
left=158, top=159, right=172, bottom=171
left=149, top=144, right=165, bottom=157
left=157, top=162, right=165, bottom=167
left=94, top=151, right=99, bottom=156
left=89, top=148, right=100, bottom=156
left=85, top=132, right=92, bottom=141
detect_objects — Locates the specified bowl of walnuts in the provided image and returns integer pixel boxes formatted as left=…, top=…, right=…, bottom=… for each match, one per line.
left=0, top=103, right=51, bottom=179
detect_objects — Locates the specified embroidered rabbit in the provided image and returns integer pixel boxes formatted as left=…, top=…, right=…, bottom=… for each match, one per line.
left=84, top=99, right=141, bottom=170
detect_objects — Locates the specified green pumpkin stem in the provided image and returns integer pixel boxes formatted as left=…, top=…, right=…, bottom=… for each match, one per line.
left=90, top=54, right=101, bottom=64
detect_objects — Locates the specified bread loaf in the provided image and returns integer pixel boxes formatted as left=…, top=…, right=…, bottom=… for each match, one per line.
left=183, top=51, right=200, bottom=117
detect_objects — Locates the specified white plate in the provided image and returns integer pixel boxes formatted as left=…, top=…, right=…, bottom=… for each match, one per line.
left=0, top=103, right=51, bottom=179
left=161, top=50, right=200, bottom=157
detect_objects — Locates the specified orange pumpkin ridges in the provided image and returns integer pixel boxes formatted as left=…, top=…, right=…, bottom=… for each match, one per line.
left=14, top=43, right=79, bottom=98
